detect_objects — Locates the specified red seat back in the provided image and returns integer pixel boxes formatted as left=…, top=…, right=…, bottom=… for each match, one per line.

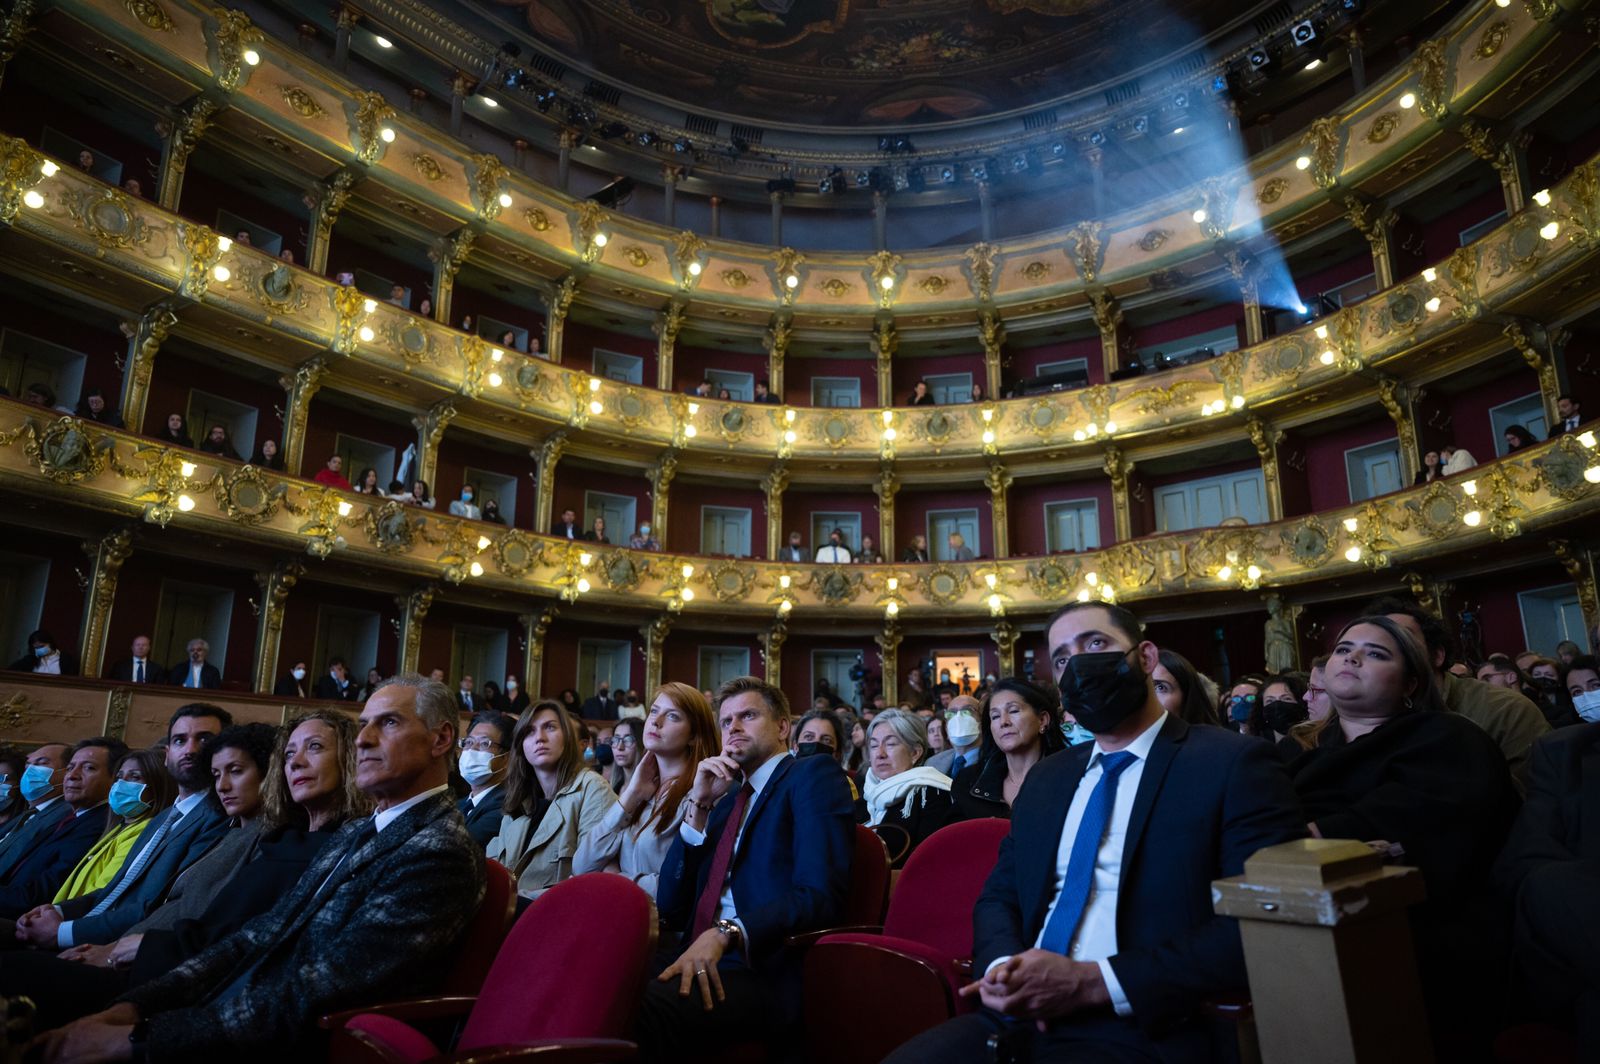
left=441, top=860, right=516, bottom=995
left=844, top=824, right=891, bottom=927
left=882, top=818, right=1009, bottom=954
left=458, top=873, right=657, bottom=1049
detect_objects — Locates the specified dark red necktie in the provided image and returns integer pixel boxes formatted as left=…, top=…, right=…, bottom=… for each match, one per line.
left=690, top=782, right=753, bottom=940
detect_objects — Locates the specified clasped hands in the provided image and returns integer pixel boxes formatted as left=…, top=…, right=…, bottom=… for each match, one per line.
left=957, top=950, right=1111, bottom=1031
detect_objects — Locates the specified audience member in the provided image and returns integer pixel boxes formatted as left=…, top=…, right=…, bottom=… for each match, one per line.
left=1258, top=673, right=1312, bottom=757
left=1440, top=443, right=1477, bottom=474
left=901, top=534, right=930, bottom=563
left=24, top=382, right=67, bottom=411
left=1414, top=449, right=1442, bottom=484
left=1553, top=640, right=1582, bottom=666
left=607, top=716, right=643, bottom=792
left=1224, top=676, right=1262, bottom=733
left=487, top=701, right=617, bottom=899
left=1503, top=424, right=1538, bottom=452
left=500, top=675, right=530, bottom=715
left=951, top=678, right=1065, bottom=820
left=753, top=380, right=778, bottom=404
left=350, top=467, right=380, bottom=496
left=408, top=479, right=435, bottom=509
left=481, top=499, right=505, bottom=525
left=946, top=532, right=975, bottom=561
left=551, top=507, right=582, bottom=539
left=780, top=531, right=807, bottom=563
left=122, top=178, right=142, bottom=198
left=925, top=715, right=947, bottom=755
left=814, top=528, right=852, bottom=564
left=76, top=389, right=123, bottom=428
left=313, top=658, right=359, bottom=702
left=273, top=661, right=309, bottom=698
left=582, top=683, right=618, bottom=720
left=0, top=743, right=72, bottom=880
left=455, top=674, right=481, bottom=714
left=457, top=711, right=513, bottom=847
left=908, top=381, right=934, bottom=406
left=107, top=635, right=162, bottom=685
left=926, top=695, right=981, bottom=777
left=1306, top=655, right=1332, bottom=724
left=638, top=677, right=853, bottom=1061
left=158, top=413, right=192, bottom=449
left=1290, top=615, right=1518, bottom=1057
left=386, top=283, right=407, bottom=307
left=886, top=602, right=1305, bottom=1063
left=970, top=384, right=985, bottom=403
left=0, top=739, right=120, bottom=918
left=1524, top=656, right=1579, bottom=728
left=196, top=425, right=239, bottom=461
left=861, top=709, right=956, bottom=867
left=556, top=688, right=582, bottom=715
left=1151, top=648, right=1220, bottom=727
left=9, top=629, right=80, bottom=675
left=1561, top=655, right=1600, bottom=722
left=448, top=485, right=481, bottom=520
left=855, top=536, right=884, bottom=564
left=583, top=516, right=610, bottom=544
left=52, top=749, right=174, bottom=904
left=629, top=522, right=661, bottom=551
left=167, top=638, right=221, bottom=689
left=1552, top=393, right=1582, bottom=435
left=1476, top=654, right=1523, bottom=688
left=358, top=668, right=383, bottom=702
left=311, top=454, right=352, bottom=491
left=248, top=438, right=284, bottom=471
left=33, top=677, right=482, bottom=1063
left=0, top=749, right=28, bottom=842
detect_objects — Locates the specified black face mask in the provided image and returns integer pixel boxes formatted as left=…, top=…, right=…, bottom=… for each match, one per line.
left=796, top=741, right=834, bottom=760
left=1057, top=649, right=1148, bottom=735
left=1263, top=700, right=1309, bottom=736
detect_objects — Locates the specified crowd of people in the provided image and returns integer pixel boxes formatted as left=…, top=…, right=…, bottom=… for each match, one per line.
left=1, top=591, right=1594, bottom=1060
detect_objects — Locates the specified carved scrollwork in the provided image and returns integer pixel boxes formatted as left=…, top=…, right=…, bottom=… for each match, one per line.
left=919, top=565, right=969, bottom=607
left=1410, top=39, right=1452, bottom=119
left=524, top=206, right=552, bottom=232
left=811, top=566, right=865, bottom=607
left=1282, top=515, right=1336, bottom=568
left=1025, top=556, right=1080, bottom=600
left=14, top=417, right=107, bottom=483
left=1020, top=261, right=1052, bottom=283
left=818, top=277, right=851, bottom=298
left=1476, top=20, right=1511, bottom=59
left=64, top=187, right=150, bottom=251
left=1536, top=436, right=1597, bottom=501
left=1137, top=229, right=1170, bottom=253
left=411, top=153, right=444, bottom=181
left=124, top=0, right=174, bottom=31
left=621, top=245, right=652, bottom=268
left=1121, top=380, right=1207, bottom=417
left=1366, top=112, right=1401, bottom=144
left=493, top=531, right=543, bottom=578
left=1257, top=178, right=1290, bottom=205
left=214, top=464, right=287, bottom=525
left=1405, top=481, right=1467, bottom=539
left=280, top=85, right=325, bottom=119
left=720, top=268, right=751, bottom=289
left=706, top=560, right=756, bottom=603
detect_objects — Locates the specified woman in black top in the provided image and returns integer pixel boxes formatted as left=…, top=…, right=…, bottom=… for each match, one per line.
left=1503, top=424, right=1538, bottom=452
left=907, top=381, right=934, bottom=406
left=159, top=412, right=192, bottom=448
left=901, top=534, right=930, bottom=563
left=951, top=678, right=1066, bottom=821
left=482, top=499, right=506, bottom=524
left=352, top=467, right=381, bottom=495
left=249, top=437, right=285, bottom=471
left=1257, top=673, right=1312, bottom=760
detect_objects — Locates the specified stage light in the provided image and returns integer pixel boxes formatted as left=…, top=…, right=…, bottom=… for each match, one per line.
left=358, top=326, right=375, bottom=342
left=1304, top=59, right=1321, bottom=71
left=22, top=190, right=43, bottom=208
left=477, top=535, right=492, bottom=550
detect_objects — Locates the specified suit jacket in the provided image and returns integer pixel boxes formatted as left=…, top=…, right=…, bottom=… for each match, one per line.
left=121, top=791, right=484, bottom=1061
left=780, top=545, right=807, bottom=563
left=581, top=695, right=617, bottom=720
left=0, top=800, right=72, bottom=879
left=6, top=651, right=80, bottom=675
left=657, top=753, right=854, bottom=972
left=1494, top=722, right=1600, bottom=896
left=458, top=785, right=506, bottom=848
left=974, top=717, right=1305, bottom=1045
left=58, top=797, right=230, bottom=945
left=456, top=690, right=483, bottom=714
left=550, top=521, right=582, bottom=539
left=108, top=658, right=166, bottom=684
left=312, top=674, right=358, bottom=701
left=166, top=661, right=222, bottom=689
left=273, top=676, right=307, bottom=698
left=0, top=804, right=109, bottom=918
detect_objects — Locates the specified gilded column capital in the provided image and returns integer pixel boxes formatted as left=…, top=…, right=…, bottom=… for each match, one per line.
left=251, top=559, right=305, bottom=692
left=641, top=612, right=673, bottom=694
left=352, top=91, right=397, bottom=164
left=78, top=526, right=135, bottom=678
left=119, top=301, right=180, bottom=430
left=763, top=619, right=787, bottom=687
left=964, top=242, right=998, bottom=302
left=876, top=621, right=901, bottom=705
left=1065, top=221, right=1106, bottom=284
left=1503, top=319, right=1562, bottom=426
left=430, top=228, right=476, bottom=290
left=0, top=0, right=38, bottom=69
left=395, top=584, right=438, bottom=674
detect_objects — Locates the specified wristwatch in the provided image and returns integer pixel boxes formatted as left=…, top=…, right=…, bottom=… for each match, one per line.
left=714, top=919, right=742, bottom=946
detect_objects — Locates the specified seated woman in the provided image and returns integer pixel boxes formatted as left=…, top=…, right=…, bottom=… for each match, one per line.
left=488, top=701, right=618, bottom=900
left=605, top=715, right=644, bottom=794
left=925, top=715, right=948, bottom=757
left=1564, top=654, right=1600, bottom=722
left=861, top=708, right=957, bottom=867
left=248, top=438, right=285, bottom=471
left=351, top=467, right=381, bottom=496
left=951, top=679, right=1065, bottom=820
left=1151, top=649, right=1221, bottom=726
left=1289, top=615, right=1519, bottom=1059
left=1257, top=673, right=1313, bottom=758
left=1224, top=676, right=1263, bottom=734
left=573, top=683, right=717, bottom=895
left=53, top=749, right=175, bottom=903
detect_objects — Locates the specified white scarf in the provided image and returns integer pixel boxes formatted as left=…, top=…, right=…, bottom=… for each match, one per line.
left=863, top=765, right=951, bottom=826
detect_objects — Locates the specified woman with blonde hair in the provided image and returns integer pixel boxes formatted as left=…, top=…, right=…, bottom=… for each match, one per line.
left=574, top=682, right=718, bottom=894
left=261, top=710, right=370, bottom=831
left=489, top=701, right=617, bottom=899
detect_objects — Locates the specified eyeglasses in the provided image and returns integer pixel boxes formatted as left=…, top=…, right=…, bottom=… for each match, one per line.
left=611, top=736, right=637, bottom=749
left=457, top=738, right=503, bottom=753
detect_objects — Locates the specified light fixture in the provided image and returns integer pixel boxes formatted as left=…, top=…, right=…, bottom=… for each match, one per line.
left=886, top=601, right=899, bottom=617
left=1584, top=465, right=1600, bottom=484
left=1494, top=0, right=1510, bottom=7
left=217, top=236, right=232, bottom=252
left=487, top=371, right=502, bottom=387
left=576, top=577, right=591, bottom=593
left=477, top=535, right=492, bottom=550
left=1230, top=394, right=1245, bottom=409
left=1314, top=324, right=1328, bottom=339
left=984, top=573, right=998, bottom=589
left=1085, top=571, right=1099, bottom=586
left=1425, top=296, right=1442, bottom=313
left=1076, top=589, right=1091, bottom=603
left=1399, top=92, right=1416, bottom=109
left=22, top=190, right=43, bottom=209
left=483, top=98, right=498, bottom=108
left=1539, top=221, right=1560, bottom=240
left=1192, top=208, right=1208, bottom=223
left=1085, top=422, right=1099, bottom=436
left=589, top=399, right=603, bottom=415
left=1246, top=564, right=1262, bottom=581
left=783, top=429, right=797, bottom=443
left=1342, top=516, right=1359, bottom=532
left=885, top=577, right=897, bottom=591
left=1422, top=267, right=1437, bottom=283
left=363, top=298, right=377, bottom=313
left=779, top=574, right=792, bottom=589
left=785, top=274, right=800, bottom=289
left=688, top=261, right=702, bottom=276
left=1462, top=479, right=1478, bottom=496
left=883, top=427, right=897, bottom=441
left=1532, top=188, right=1552, bottom=207
left=1073, top=429, right=1087, bottom=441
left=179, top=461, right=197, bottom=478
left=681, top=563, right=695, bottom=579
left=1172, top=126, right=1185, bottom=134
left=375, top=35, right=393, bottom=48
left=982, top=429, right=995, bottom=444
left=1099, top=585, right=1115, bottom=602
left=243, top=49, right=259, bottom=66
left=684, top=425, right=697, bottom=438
left=1319, top=350, right=1336, bottom=365
left=1217, top=565, right=1233, bottom=581
left=491, top=348, right=503, bottom=362
left=379, top=127, right=396, bottom=142
left=177, top=494, right=196, bottom=512
left=879, top=275, right=895, bottom=290
left=987, top=594, right=1003, bottom=612
left=358, top=326, right=375, bottom=342
left=498, top=192, right=512, bottom=207
left=778, top=598, right=792, bottom=613
left=1344, top=545, right=1363, bottom=562
left=687, top=402, right=700, bottom=416
left=680, top=588, right=695, bottom=602
left=1304, top=59, right=1321, bottom=71
left=211, top=265, right=230, bottom=282
left=981, top=407, right=994, bottom=422
left=40, top=160, right=58, bottom=176
left=469, top=561, right=484, bottom=577
left=1104, top=420, right=1118, bottom=434
left=589, top=377, right=602, bottom=392
left=592, top=232, right=608, bottom=247
left=784, top=408, right=796, bottom=422
left=1463, top=510, right=1482, bottom=527
left=337, top=500, right=353, bottom=517
left=1295, top=156, right=1311, bottom=170
left=1578, top=430, right=1597, bottom=448
left=578, top=551, right=593, bottom=567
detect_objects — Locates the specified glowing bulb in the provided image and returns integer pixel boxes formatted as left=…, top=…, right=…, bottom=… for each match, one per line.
left=379, top=127, right=395, bottom=142
left=1578, top=431, right=1596, bottom=448
left=785, top=274, right=800, bottom=289
left=468, top=561, right=484, bottom=577
left=687, top=402, right=699, bottom=415
left=1230, top=394, right=1245, bottom=409
left=1192, top=208, right=1207, bottom=224
left=886, top=577, right=897, bottom=591
left=1462, top=479, right=1478, bottom=496
left=779, top=574, right=792, bottom=589
left=578, top=551, right=593, bottom=566
left=477, top=535, right=491, bottom=550
left=576, top=577, right=590, bottom=593
left=778, top=599, right=792, bottom=613
left=1425, top=297, right=1441, bottom=313
left=358, top=326, right=375, bottom=342
left=589, top=399, right=603, bottom=415
left=688, top=261, right=702, bottom=276
left=217, top=236, right=232, bottom=252
left=1217, top=565, right=1233, bottom=581
left=988, top=594, right=1003, bottom=611
left=40, top=160, right=58, bottom=176
left=1421, top=267, right=1437, bottom=283
left=487, top=371, right=502, bottom=387
left=1104, top=420, right=1118, bottom=434
left=1295, top=156, right=1311, bottom=170
left=179, top=461, right=197, bottom=478
left=1304, top=59, right=1321, bottom=71
left=1584, top=465, right=1600, bottom=484
left=1314, top=324, right=1328, bottom=339
left=1399, top=92, right=1416, bottom=109
left=985, top=573, right=998, bottom=589
left=498, top=192, right=512, bottom=207
left=982, top=429, right=996, bottom=444
left=879, top=275, right=895, bottom=290
left=1319, top=350, right=1336, bottom=365
left=682, top=563, right=695, bottom=579
left=1342, top=517, right=1359, bottom=532
left=1085, top=422, right=1099, bottom=436
left=363, top=298, right=377, bottom=313
left=211, top=265, right=230, bottom=282
left=1085, top=571, right=1099, bottom=586
left=1344, top=546, right=1363, bottom=562
left=1532, top=188, right=1552, bottom=207
left=784, top=429, right=797, bottom=443
left=680, top=587, right=695, bottom=602
left=1540, top=221, right=1560, bottom=240
left=886, top=601, right=899, bottom=616
left=1073, top=430, right=1087, bottom=441
left=243, top=49, right=259, bottom=66
left=1077, top=589, right=1091, bottom=602
left=881, top=409, right=894, bottom=425
left=483, top=97, right=498, bottom=108
left=1463, top=510, right=1482, bottom=527
left=592, top=232, right=608, bottom=247
left=883, top=427, right=897, bottom=441
left=589, top=377, right=602, bottom=392
left=1172, top=126, right=1185, bottom=134
left=177, top=494, right=195, bottom=512
left=1246, top=564, right=1262, bottom=581
left=981, top=407, right=994, bottom=422
left=784, top=408, right=797, bottom=423
left=684, top=425, right=697, bottom=438
left=1494, top=0, right=1509, bottom=6
left=491, top=348, right=503, bottom=362
left=1100, top=585, right=1115, bottom=602
left=375, top=35, right=393, bottom=47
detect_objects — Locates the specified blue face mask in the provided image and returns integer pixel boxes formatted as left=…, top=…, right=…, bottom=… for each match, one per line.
left=1061, top=721, right=1096, bottom=746
left=1229, top=695, right=1256, bottom=723
left=0, top=782, right=12, bottom=803
left=20, top=763, right=57, bottom=802
left=109, top=780, right=150, bottom=818
left=33, top=645, right=49, bottom=658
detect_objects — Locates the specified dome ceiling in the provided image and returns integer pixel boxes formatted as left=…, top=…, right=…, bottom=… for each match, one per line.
left=489, top=0, right=1261, bottom=128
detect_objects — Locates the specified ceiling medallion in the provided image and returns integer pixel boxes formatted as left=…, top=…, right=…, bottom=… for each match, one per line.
left=1257, top=178, right=1289, bottom=205
left=720, top=268, right=751, bottom=288
left=1365, top=112, right=1400, bottom=144
left=411, top=153, right=445, bottom=181
left=1137, top=229, right=1170, bottom=253
left=621, top=245, right=652, bottom=267
left=524, top=207, right=552, bottom=231
left=1475, top=20, right=1510, bottom=59
left=280, top=86, right=326, bottom=119
left=819, top=277, right=852, bottom=297
left=124, top=0, right=174, bottom=31
left=918, top=275, right=950, bottom=295
left=1020, top=261, right=1052, bottom=282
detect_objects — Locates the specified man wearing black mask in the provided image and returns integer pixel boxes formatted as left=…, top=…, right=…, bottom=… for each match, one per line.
left=886, top=602, right=1305, bottom=1063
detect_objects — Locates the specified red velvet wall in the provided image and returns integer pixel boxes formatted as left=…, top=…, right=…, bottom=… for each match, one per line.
left=104, top=551, right=260, bottom=689
left=0, top=79, right=161, bottom=188
left=667, top=482, right=766, bottom=557
left=896, top=488, right=992, bottom=559
left=891, top=351, right=986, bottom=403
left=435, top=436, right=537, bottom=528
left=551, top=464, right=651, bottom=543
left=177, top=165, right=308, bottom=262
left=1129, top=303, right=1245, bottom=352
left=785, top=490, right=880, bottom=555
left=302, top=394, right=414, bottom=481
left=562, top=321, right=656, bottom=382
left=1277, top=431, right=1315, bottom=518
left=1009, top=337, right=1104, bottom=384
left=1418, top=189, right=1506, bottom=265
left=1296, top=252, right=1376, bottom=302
left=1428, top=363, right=1545, bottom=463
left=660, top=629, right=766, bottom=692
left=323, top=231, right=432, bottom=298
left=674, top=344, right=768, bottom=395
left=779, top=632, right=878, bottom=712
left=142, top=350, right=280, bottom=455
left=1144, top=607, right=1268, bottom=689
left=276, top=579, right=399, bottom=680
left=1299, top=416, right=1401, bottom=512
left=540, top=618, right=644, bottom=700
left=417, top=602, right=523, bottom=686
left=784, top=356, right=878, bottom=407
left=5, top=532, right=86, bottom=663
left=452, top=285, right=547, bottom=349
left=0, top=290, right=124, bottom=408
left=1009, top=478, right=1117, bottom=556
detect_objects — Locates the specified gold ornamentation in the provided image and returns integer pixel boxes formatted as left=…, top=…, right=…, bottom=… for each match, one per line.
left=918, top=275, right=950, bottom=295
left=280, top=86, right=326, bottom=119
left=706, top=560, right=755, bottom=603
left=964, top=243, right=997, bottom=301
left=411, top=153, right=444, bottom=181
left=214, top=464, right=286, bottom=525
left=524, top=206, right=552, bottom=231
left=164, top=96, right=218, bottom=178
left=353, top=91, right=396, bottom=163
left=105, top=686, right=132, bottom=738
left=1406, top=481, right=1466, bottom=538
left=772, top=246, right=805, bottom=303
left=1197, top=175, right=1240, bottom=240
left=721, top=269, right=751, bottom=289
left=11, top=416, right=106, bottom=483
left=108, top=443, right=192, bottom=527
left=209, top=7, right=262, bottom=93
left=1024, top=557, right=1080, bottom=599
left=621, top=245, right=652, bottom=268
left=1442, top=244, right=1483, bottom=319
left=574, top=200, right=607, bottom=262
left=1476, top=20, right=1510, bottom=58
left=868, top=249, right=902, bottom=308
left=1122, top=380, right=1206, bottom=417
left=811, top=566, right=864, bottom=606
left=1300, top=117, right=1343, bottom=190
left=1366, top=112, right=1400, bottom=144
left=1282, top=515, right=1336, bottom=568
left=1537, top=436, right=1596, bottom=501
left=430, top=228, right=475, bottom=291
left=65, top=187, right=151, bottom=251
left=176, top=221, right=222, bottom=299
left=330, top=284, right=364, bottom=354
left=1065, top=221, right=1105, bottom=284
left=1137, top=229, right=1170, bottom=253
left=469, top=153, right=509, bottom=222
left=1257, top=178, right=1290, bottom=205
left=672, top=231, right=706, bottom=288
left=1020, top=261, right=1052, bottom=283
left=818, top=277, right=851, bottom=297
left=1410, top=39, right=1451, bottom=119
left=124, top=0, right=174, bottom=31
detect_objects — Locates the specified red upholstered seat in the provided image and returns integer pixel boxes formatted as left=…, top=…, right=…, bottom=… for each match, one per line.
left=332, top=872, right=655, bottom=1064
left=443, top=859, right=517, bottom=995
left=802, top=818, right=1011, bottom=1064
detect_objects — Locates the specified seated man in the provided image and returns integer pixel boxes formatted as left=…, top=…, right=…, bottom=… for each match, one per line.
left=457, top=711, right=512, bottom=847
left=312, top=454, right=352, bottom=491
left=13, top=705, right=231, bottom=949
left=0, top=742, right=72, bottom=879
left=166, top=639, right=221, bottom=690
left=1495, top=719, right=1600, bottom=1056
left=34, top=676, right=485, bottom=1063
left=887, top=602, right=1305, bottom=1063
left=0, top=739, right=122, bottom=919
left=637, top=677, right=854, bottom=1062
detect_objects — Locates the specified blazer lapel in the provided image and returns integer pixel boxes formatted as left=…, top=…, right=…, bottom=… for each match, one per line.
left=1117, top=716, right=1188, bottom=887
left=732, top=756, right=793, bottom=866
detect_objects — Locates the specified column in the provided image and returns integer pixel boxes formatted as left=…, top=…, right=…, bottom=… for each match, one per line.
left=449, top=72, right=469, bottom=137
left=763, top=620, right=786, bottom=689
left=278, top=355, right=329, bottom=477
left=557, top=129, right=576, bottom=192
left=991, top=620, right=1018, bottom=677
left=761, top=462, right=788, bottom=561
left=156, top=96, right=219, bottom=212
left=412, top=399, right=457, bottom=488
left=520, top=605, right=558, bottom=695
left=429, top=229, right=474, bottom=325
left=770, top=191, right=784, bottom=246
left=252, top=560, right=305, bottom=694
left=654, top=299, right=686, bottom=391
left=709, top=196, right=722, bottom=238
left=395, top=585, right=437, bottom=674
left=648, top=450, right=678, bottom=546
left=1552, top=540, right=1599, bottom=647
left=119, top=302, right=179, bottom=432
left=662, top=167, right=679, bottom=228
left=1213, top=840, right=1430, bottom=1064
left=78, top=527, right=134, bottom=678
left=1248, top=418, right=1285, bottom=522
left=307, top=169, right=358, bottom=275
left=533, top=431, right=568, bottom=533
left=877, top=622, right=901, bottom=706
left=1104, top=444, right=1134, bottom=542
left=1343, top=195, right=1398, bottom=290
left=641, top=614, right=672, bottom=696
left=977, top=181, right=994, bottom=243
left=333, top=5, right=356, bottom=71
left=544, top=276, right=577, bottom=364
left=876, top=462, right=898, bottom=559
left=872, top=191, right=888, bottom=252
left=1460, top=119, right=1531, bottom=216
left=871, top=316, right=896, bottom=408
left=765, top=312, right=792, bottom=397
left=1503, top=320, right=1563, bottom=431
left=1375, top=376, right=1421, bottom=485
left=985, top=461, right=1013, bottom=558
left=979, top=311, right=1005, bottom=399
left=1088, top=290, right=1124, bottom=376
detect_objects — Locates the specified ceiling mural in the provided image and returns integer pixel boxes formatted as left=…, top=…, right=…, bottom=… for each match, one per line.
left=486, top=0, right=1256, bottom=127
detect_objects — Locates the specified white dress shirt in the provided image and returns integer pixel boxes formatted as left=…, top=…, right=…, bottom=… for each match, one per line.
left=814, top=545, right=852, bottom=564
left=374, top=784, right=451, bottom=832
left=35, top=652, right=62, bottom=675
left=468, top=782, right=501, bottom=809
left=679, top=750, right=791, bottom=941
left=1441, top=448, right=1477, bottom=475
left=987, top=711, right=1169, bottom=1018
left=185, top=662, right=205, bottom=687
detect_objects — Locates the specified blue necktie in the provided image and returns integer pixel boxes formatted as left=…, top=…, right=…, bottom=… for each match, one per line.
left=949, top=753, right=966, bottom=777
left=1039, top=751, right=1138, bottom=956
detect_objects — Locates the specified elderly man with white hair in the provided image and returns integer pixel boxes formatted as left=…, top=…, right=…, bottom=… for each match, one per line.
left=861, top=709, right=958, bottom=868
left=166, top=639, right=220, bottom=689
left=926, top=695, right=982, bottom=777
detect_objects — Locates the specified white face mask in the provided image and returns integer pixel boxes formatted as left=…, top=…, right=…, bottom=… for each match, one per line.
left=945, top=711, right=980, bottom=746
left=291, top=667, right=306, bottom=681
left=1575, top=689, right=1600, bottom=724
left=506, top=681, right=518, bottom=692
left=459, top=749, right=499, bottom=785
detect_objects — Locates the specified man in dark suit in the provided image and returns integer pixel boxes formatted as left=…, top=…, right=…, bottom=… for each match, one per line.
left=581, top=682, right=617, bottom=720
left=34, top=675, right=485, bottom=1063
left=312, top=657, right=359, bottom=701
left=1552, top=394, right=1582, bottom=436
left=0, top=738, right=124, bottom=919
left=456, top=674, right=481, bottom=715
left=14, top=704, right=232, bottom=948
left=1495, top=721, right=1600, bottom=1054
left=887, top=602, right=1306, bottom=1063
left=106, top=635, right=163, bottom=685
left=779, top=531, right=806, bottom=563
left=637, top=676, right=854, bottom=1061
left=0, top=743, right=71, bottom=881
left=166, top=638, right=221, bottom=689
left=457, top=712, right=512, bottom=847
left=551, top=507, right=582, bottom=540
